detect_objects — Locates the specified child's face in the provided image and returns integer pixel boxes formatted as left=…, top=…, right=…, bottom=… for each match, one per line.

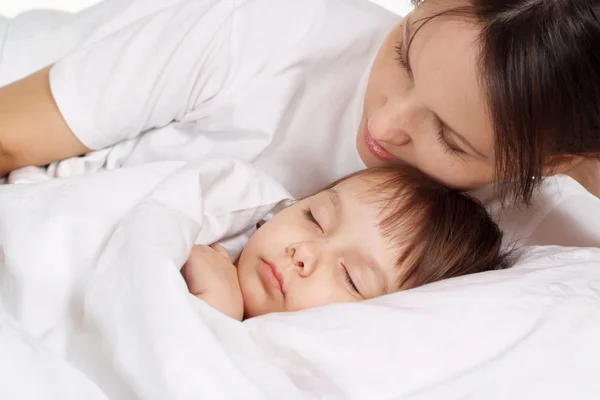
left=237, top=176, right=404, bottom=318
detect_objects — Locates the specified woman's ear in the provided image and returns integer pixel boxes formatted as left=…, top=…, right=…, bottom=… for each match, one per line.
left=543, top=154, right=585, bottom=176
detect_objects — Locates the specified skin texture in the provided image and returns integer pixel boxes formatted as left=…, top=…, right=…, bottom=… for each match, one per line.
left=184, top=174, right=404, bottom=320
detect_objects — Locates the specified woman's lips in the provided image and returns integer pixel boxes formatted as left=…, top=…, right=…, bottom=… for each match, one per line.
left=363, top=121, right=398, bottom=162
left=260, top=258, right=284, bottom=295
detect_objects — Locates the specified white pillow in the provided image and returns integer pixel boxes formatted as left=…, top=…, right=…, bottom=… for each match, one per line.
left=368, top=0, right=413, bottom=15
left=244, top=246, right=600, bottom=399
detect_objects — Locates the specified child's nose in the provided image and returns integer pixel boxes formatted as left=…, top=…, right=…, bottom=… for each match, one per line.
left=287, top=242, right=317, bottom=276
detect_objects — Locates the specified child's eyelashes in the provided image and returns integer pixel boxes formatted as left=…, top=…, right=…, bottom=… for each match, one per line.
left=302, top=206, right=360, bottom=295
left=342, top=264, right=360, bottom=294
left=302, top=207, right=359, bottom=294
left=302, top=208, right=323, bottom=232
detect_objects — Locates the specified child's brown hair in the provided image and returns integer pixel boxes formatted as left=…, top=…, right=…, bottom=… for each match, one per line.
left=330, top=166, right=515, bottom=289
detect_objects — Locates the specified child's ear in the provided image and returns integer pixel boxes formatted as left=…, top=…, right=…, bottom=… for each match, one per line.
left=543, top=154, right=585, bottom=176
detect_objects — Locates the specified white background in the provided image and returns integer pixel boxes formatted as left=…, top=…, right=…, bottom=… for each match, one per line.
left=0, top=0, right=98, bottom=16
left=1, top=0, right=410, bottom=17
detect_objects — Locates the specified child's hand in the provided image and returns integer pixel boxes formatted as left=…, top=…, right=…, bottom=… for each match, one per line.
left=182, top=244, right=243, bottom=321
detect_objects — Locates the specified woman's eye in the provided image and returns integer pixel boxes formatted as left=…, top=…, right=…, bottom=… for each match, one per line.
left=342, top=265, right=360, bottom=294
left=394, top=41, right=409, bottom=71
left=436, top=127, right=463, bottom=155
left=302, top=208, right=323, bottom=231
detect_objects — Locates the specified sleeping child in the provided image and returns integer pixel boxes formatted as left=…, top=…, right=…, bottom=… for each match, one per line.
left=182, top=166, right=515, bottom=321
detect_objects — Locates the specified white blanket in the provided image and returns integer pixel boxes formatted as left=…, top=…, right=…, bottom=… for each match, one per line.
left=0, top=159, right=293, bottom=399
left=1, top=159, right=600, bottom=399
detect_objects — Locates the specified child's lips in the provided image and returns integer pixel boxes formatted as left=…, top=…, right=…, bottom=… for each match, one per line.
left=260, top=258, right=285, bottom=295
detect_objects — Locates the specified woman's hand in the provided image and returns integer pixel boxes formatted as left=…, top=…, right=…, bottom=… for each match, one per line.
left=181, top=244, right=244, bottom=321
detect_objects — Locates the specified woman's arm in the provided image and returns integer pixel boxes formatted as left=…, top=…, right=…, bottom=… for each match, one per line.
left=0, top=66, right=89, bottom=175
left=0, top=0, right=233, bottom=177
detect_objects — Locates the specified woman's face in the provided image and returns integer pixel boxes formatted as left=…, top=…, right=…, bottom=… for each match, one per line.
left=357, top=0, right=495, bottom=190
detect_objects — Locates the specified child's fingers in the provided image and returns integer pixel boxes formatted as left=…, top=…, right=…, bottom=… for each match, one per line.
left=209, top=243, right=232, bottom=262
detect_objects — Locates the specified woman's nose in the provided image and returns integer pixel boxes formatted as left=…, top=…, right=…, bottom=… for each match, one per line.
left=369, top=101, right=415, bottom=146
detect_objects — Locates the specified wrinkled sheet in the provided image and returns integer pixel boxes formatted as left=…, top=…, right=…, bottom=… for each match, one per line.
left=0, top=159, right=294, bottom=399
left=0, top=159, right=600, bottom=400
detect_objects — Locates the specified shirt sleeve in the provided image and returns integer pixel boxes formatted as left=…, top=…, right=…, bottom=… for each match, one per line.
left=49, top=0, right=235, bottom=150
left=491, top=175, right=600, bottom=247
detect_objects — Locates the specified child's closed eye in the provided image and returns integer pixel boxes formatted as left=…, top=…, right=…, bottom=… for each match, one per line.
left=302, top=208, right=323, bottom=232
left=342, top=264, right=360, bottom=294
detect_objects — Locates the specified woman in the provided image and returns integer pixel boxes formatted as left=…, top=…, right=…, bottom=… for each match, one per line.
left=0, top=0, right=599, bottom=202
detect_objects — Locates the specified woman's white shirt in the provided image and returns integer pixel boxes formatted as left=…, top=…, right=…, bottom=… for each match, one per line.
left=43, top=0, right=399, bottom=197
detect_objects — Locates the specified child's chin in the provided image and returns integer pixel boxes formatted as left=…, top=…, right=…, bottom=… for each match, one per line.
left=243, top=298, right=278, bottom=319
left=241, top=292, right=262, bottom=319
left=242, top=305, right=261, bottom=319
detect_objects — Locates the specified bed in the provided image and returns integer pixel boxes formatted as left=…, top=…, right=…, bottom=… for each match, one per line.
left=1, top=1, right=600, bottom=399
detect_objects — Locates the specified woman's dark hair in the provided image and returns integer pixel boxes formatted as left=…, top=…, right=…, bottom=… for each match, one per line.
left=412, top=0, right=600, bottom=205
